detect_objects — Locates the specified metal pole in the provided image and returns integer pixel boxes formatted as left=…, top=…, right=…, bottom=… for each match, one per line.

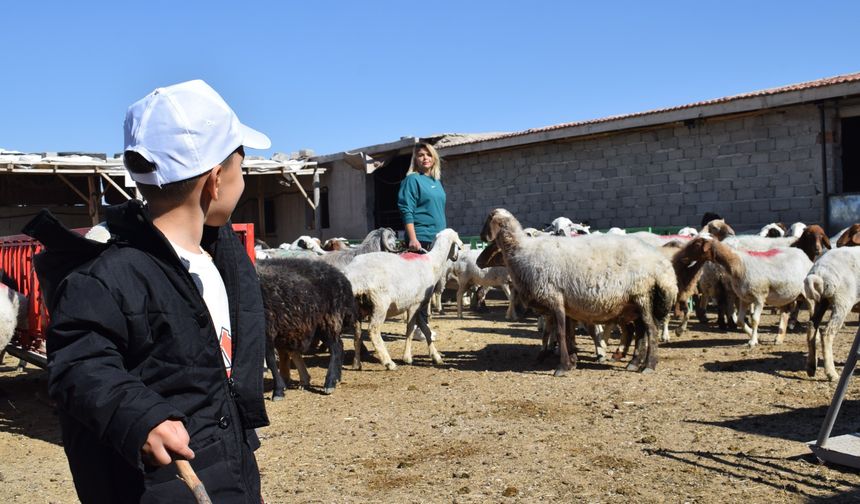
left=313, top=168, right=321, bottom=239
left=815, top=325, right=860, bottom=448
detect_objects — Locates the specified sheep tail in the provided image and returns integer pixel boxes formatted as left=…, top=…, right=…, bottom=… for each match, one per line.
left=803, top=274, right=824, bottom=304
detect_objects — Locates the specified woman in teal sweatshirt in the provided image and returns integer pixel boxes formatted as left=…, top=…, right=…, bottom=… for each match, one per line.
left=397, top=142, right=447, bottom=251
left=397, top=142, right=447, bottom=342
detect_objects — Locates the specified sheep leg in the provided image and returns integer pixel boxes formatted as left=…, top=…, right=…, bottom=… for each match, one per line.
left=323, top=330, right=344, bottom=394
left=500, top=284, right=515, bottom=320
left=537, top=315, right=554, bottom=362
left=807, top=299, right=828, bottom=377
left=265, top=339, right=287, bottom=401
left=746, top=303, right=764, bottom=348
left=675, top=302, right=690, bottom=337
left=368, top=312, right=396, bottom=370
left=352, top=320, right=364, bottom=370
left=627, top=318, right=648, bottom=371
left=403, top=307, right=418, bottom=365
left=553, top=305, right=574, bottom=377
left=823, top=307, right=848, bottom=381
left=775, top=307, right=791, bottom=345
left=788, top=300, right=801, bottom=332
left=289, top=351, right=311, bottom=389
left=277, top=347, right=292, bottom=388
left=738, top=302, right=749, bottom=334
left=587, top=324, right=607, bottom=363
left=415, top=300, right=444, bottom=365
left=659, top=316, right=670, bottom=343
left=694, top=293, right=708, bottom=324
left=456, top=281, right=468, bottom=319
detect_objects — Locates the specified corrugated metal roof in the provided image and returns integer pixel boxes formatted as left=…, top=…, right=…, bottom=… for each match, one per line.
left=438, top=71, right=860, bottom=149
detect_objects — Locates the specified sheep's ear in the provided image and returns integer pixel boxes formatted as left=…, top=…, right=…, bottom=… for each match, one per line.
left=476, top=241, right=503, bottom=268
left=822, top=233, right=832, bottom=249
left=851, top=232, right=860, bottom=246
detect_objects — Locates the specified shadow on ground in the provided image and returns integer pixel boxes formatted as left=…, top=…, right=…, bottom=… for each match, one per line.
left=0, top=363, right=61, bottom=446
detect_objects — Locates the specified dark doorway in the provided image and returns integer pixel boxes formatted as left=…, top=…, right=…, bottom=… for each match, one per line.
left=373, top=154, right=411, bottom=230
left=841, top=117, right=860, bottom=193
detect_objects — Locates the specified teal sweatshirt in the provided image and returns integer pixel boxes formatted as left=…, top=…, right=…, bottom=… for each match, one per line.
left=397, top=173, right=447, bottom=243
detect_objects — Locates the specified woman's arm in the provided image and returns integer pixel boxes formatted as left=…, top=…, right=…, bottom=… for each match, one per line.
left=404, top=223, right=421, bottom=251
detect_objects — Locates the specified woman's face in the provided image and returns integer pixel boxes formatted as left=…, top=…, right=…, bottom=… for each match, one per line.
left=416, top=147, right=434, bottom=172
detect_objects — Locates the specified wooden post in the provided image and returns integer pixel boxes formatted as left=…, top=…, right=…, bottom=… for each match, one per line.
left=313, top=168, right=321, bottom=238
left=257, top=176, right=266, bottom=240
left=87, top=175, right=100, bottom=225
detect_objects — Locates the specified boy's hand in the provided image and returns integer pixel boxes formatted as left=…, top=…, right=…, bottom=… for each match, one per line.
left=141, top=419, right=195, bottom=466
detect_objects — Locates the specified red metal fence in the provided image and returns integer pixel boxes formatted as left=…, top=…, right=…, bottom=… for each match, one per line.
left=1, top=223, right=255, bottom=368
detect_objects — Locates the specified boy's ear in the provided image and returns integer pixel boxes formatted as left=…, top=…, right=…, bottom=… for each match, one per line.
left=205, top=165, right=222, bottom=200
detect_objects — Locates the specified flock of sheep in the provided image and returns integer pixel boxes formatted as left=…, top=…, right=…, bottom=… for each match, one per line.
left=3, top=212, right=860, bottom=400
left=253, top=210, right=860, bottom=399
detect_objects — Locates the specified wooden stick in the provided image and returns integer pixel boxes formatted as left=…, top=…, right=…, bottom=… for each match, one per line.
left=175, top=460, right=213, bottom=504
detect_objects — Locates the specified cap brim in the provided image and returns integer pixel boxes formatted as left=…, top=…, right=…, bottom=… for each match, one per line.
left=240, top=123, right=271, bottom=150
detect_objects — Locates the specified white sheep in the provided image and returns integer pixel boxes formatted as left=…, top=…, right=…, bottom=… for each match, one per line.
left=449, top=248, right=514, bottom=319
left=803, top=246, right=860, bottom=380
left=344, top=229, right=463, bottom=370
left=684, top=234, right=813, bottom=347
left=0, top=284, right=27, bottom=358
left=546, top=216, right=591, bottom=237
left=479, top=209, right=677, bottom=375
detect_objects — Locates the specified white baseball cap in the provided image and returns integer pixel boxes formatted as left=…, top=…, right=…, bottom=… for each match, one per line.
left=123, top=79, right=271, bottom=187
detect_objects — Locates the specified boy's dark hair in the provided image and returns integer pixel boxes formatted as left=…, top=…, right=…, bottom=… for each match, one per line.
left=124, top=146, right=244, bottom=204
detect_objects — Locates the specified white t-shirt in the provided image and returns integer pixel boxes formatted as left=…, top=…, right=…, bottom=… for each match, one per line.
left=170, top=241, right=233, bottom=377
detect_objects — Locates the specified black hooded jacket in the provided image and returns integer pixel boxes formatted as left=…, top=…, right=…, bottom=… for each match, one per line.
left=25, top=200, right=269, bottom=504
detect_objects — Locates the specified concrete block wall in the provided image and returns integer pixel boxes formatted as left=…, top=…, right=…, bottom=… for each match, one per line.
left=441, top=105, right=825, bottom=236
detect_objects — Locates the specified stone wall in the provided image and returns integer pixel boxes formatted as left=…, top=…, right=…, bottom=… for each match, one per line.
left=442, top=105, right=826, bottom=235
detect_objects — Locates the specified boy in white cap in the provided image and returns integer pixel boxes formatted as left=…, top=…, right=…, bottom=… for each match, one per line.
left=35, top=80, right=271, bottom=503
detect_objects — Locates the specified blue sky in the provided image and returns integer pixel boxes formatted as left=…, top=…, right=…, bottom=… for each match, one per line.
left=1, top=1, right=859, bottom=158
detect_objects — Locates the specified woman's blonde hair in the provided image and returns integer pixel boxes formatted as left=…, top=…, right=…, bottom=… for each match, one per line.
left=406, top=142, right=441, bottom=180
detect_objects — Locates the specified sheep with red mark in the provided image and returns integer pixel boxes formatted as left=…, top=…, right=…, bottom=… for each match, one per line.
left=683, top=234, right=813, bottom=347
left=344, top=229, right=463, bottom=370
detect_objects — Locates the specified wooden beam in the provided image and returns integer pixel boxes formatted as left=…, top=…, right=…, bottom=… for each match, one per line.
left=257, top=176, right=266, bottom=238
left=99, top=172, right=133, bottom=200
left=313, top=168, right=321, bottom=238
left=87, top=175, right=100, bottom=225
left=56, top=173, right=89, bottom=204
left=288, top=172, right=316, bottom=210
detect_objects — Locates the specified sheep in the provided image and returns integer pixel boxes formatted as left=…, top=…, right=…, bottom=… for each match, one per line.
left=789, top=222, right=807, bottom=238
left=0, top=283, right=28, bottom=365
left=449, top=248, right=514, bottom=319
left=804, top=246, right=860, bottom=380
left=344, top=229, right=463, bottom=371
left=677, top=227, right=699, bottom=237
left=321, top=227, right=399, bottom=270
left=631, top=219, right=735, bottom=248
left=758, top=222, right=787, bottom=237
left=257, top=258, right=357, bottom=398
left=683, top=234, right=813, bottom=347
left=257, top=235, right=327, bottom=259
left=835, top=223, right=860, bottom=247
left=479, top=209, right=678, bottom=375
left=322, top=237, right=350, bottom=251
left=522, top=227, right=546, bottom=238
left=546, top=217, right=590, bottom=237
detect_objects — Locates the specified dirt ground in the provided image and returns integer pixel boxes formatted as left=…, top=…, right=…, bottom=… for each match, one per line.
left=2, top=299, right=860, bottom=503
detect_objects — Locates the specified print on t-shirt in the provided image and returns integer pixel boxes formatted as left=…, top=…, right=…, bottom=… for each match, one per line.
left=219, top=327, right=233, bottom=377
